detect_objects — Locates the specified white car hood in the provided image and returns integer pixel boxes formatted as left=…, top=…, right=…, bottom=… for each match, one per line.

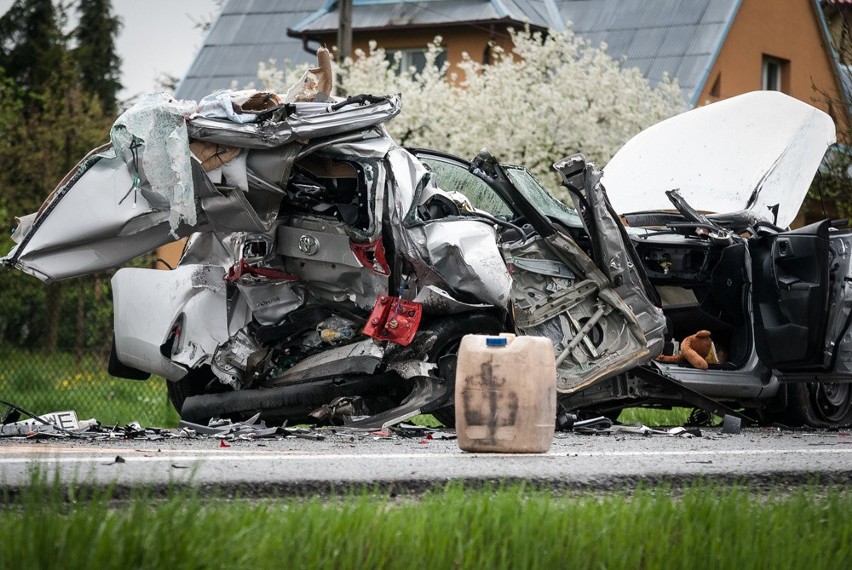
left=601, top=91, right=836, bottom=228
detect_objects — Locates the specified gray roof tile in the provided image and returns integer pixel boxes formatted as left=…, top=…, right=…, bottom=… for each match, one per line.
left=178, top=0, right=740, bottom=104
left=175, top=0, right=325, bottom=99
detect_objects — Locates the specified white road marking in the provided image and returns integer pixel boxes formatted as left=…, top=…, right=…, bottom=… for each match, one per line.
left=0, top=447, right=851, bottom=465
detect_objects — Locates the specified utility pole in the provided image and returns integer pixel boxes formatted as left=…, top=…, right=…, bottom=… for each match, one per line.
left=337, top=0, right=353, bottom=63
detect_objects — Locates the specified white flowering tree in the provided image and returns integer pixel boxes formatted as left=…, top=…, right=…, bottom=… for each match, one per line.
left=258, top=28, right=685, bottom=192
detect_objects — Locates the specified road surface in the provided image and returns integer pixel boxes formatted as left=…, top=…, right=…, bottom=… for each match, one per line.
left=2, top=426, right=851, bottom=495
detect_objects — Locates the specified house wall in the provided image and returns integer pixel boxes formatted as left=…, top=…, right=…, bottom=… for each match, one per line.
left=823, top=3, right=851, bottom=65
left=696, top=0, right=849, bottom=227
left=697, top=0, right=845, bottom=127
left=315, top=24, right=516, bottom=73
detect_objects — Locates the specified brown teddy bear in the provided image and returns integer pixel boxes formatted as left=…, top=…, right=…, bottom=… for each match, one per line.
left=656, top=330, right=714, bottom=370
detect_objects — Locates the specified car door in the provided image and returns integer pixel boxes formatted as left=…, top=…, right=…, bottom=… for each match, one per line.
left=751, top=220, right=831, bottom=369
left=412, top=148, right=662, bottom=394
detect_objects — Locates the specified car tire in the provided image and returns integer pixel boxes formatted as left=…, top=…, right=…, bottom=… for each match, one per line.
left=107, top=336, right=150, bottom=380
left=788, top=382, right=852, bottom=428
left=426, top=312, right=505, bottom=428
left=166, top=367, right=215, bottom=415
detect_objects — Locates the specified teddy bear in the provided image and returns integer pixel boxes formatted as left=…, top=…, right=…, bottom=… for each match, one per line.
left=656, top=330, right=715, bottom=370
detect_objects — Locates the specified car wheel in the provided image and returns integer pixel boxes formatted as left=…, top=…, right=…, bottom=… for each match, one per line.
left=426, top=312, right=505, bottom=428
left=166, top=367, right=215, bottom=415
left=788, top=382, right=852, bottom=428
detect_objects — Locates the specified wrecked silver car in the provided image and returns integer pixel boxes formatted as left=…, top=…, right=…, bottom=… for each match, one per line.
left=440, top=91, right=851, bottom=428
left=2, top=87, right=662, bottom=429
left=3, top=89, right=847, bottom=429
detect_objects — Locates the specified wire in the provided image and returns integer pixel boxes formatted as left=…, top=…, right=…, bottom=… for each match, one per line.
left=118, top=140, right=141, bottom=206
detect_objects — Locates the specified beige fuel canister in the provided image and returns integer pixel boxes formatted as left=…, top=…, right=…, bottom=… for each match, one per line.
left=455, top=334, right=556, bottom=453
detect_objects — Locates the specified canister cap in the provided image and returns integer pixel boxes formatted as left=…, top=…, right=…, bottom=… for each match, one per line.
left=485, top=336, right=508, bottom=347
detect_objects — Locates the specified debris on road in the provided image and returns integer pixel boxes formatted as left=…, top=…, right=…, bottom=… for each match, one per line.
left=0, top=400, right=714, bottom=444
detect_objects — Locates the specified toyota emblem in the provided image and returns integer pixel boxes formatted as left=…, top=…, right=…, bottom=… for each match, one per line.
left=298, top=234, right=319, bottom=255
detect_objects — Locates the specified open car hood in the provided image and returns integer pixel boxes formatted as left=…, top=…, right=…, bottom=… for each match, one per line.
left=601, top=91, right=836, bottom=228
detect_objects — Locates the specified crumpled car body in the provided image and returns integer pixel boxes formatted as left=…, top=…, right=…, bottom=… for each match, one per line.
left=3, top=91, right=661, bottom=429
left=5, top=89, right=847, bottom=429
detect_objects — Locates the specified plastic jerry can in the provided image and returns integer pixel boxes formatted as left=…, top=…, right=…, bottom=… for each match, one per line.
left=455, top=334, right=556, bottom=453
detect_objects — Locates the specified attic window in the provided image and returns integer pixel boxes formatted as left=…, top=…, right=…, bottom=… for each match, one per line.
left=387, top=47, right=447, bottom=74
left=762, top=56, right=788, bottom=92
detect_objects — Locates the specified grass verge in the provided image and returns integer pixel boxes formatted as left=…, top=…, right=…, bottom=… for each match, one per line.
left=0, top=349, right=714, bottom=429
left=1, top=474, right=850, bottom=569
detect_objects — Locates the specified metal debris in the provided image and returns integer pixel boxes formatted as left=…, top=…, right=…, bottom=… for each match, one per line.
left=722, top=414, right=742, bottom=434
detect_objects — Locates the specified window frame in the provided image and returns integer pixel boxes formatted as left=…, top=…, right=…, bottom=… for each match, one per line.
left=761, top=56, right=784, bottom=92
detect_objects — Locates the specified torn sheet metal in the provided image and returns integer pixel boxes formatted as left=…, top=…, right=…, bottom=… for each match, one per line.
left=424, top=219, right=512, bottom=308
left=378, top=149, right=444, bottom=291
left=3, top=147, right=192, bottom=282
left=186, top=94, right=402, bottom=150
left=112, top=265, right=229, bottom=380
left=178, top=413, right=280, bottom=438
left=277, top=217, right=389, bottom=310
left=266, top=339, right=386, bottom=386
left=111, top=92, right=198, bottom=234
left=344, top=376, right=448, bottom=430
left=412, top=285, right=493, bottom=314
left=502, top=233, right=651, bottom=393
left=556, top=157, right=666, bottom=361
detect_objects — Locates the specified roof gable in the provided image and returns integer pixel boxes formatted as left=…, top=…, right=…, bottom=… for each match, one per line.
left=290, top=0, right=550, bottom=34
left=176, top=0, right=740, bottom=105
left=176, top=0, right=327, bottom=99
left=556, top=0, right=740, bottom=104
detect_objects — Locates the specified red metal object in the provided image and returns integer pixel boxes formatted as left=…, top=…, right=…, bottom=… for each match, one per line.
left=350, top=238, right=390, bottom=275
left=362, top=295, right=422, bottom=346
left=225, top=259, right=300, bottom=283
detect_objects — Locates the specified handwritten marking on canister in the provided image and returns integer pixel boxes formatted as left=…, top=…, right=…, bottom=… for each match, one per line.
left=455, top=334, right=556, bottom=453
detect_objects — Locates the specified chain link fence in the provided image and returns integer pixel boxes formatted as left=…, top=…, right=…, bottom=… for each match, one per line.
left=0, top=268, right=182, bottom=427
left=0, top=344, right=179, bottom=427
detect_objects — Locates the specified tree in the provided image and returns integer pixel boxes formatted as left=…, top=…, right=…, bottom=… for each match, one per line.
left=74, top=0, right=122, bottom=115
left=0, top=0, right=65, bottom=110
left=805, top=2, right=852, bottom=220
left=0, top=0, right=122, bottom=354
left=258, top=28, right=685, bottom=194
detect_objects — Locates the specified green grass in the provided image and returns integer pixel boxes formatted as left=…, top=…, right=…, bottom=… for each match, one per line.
left=618, top=406, right=694, bottom=426
left=0, top=349, right=179, bottom=427
left=0, top=348, right=703, bottom=430
left=1, top=476, right=850, bottom=569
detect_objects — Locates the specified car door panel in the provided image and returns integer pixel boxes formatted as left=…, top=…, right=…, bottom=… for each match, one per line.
left=752, top=220, right=830, bottom=368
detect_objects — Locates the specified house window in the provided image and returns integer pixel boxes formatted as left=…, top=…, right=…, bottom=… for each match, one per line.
left=387, top=48, right=447, bottom=74
left=762, top=56, right=788, bottom=92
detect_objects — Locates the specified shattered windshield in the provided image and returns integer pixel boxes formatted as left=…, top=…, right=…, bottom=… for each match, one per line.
left=422, top=155, right=514, bottom=218
left=504, top=166, right=583, bottom=229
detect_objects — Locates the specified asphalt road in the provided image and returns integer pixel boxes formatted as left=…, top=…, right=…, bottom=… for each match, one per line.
left=2, top=426, right=852, bottom=495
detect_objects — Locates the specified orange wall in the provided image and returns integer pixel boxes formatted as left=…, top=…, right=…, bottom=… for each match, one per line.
left=697, top=0, right=847, bottom=131
left=321, top=25, right=516, bottom=76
